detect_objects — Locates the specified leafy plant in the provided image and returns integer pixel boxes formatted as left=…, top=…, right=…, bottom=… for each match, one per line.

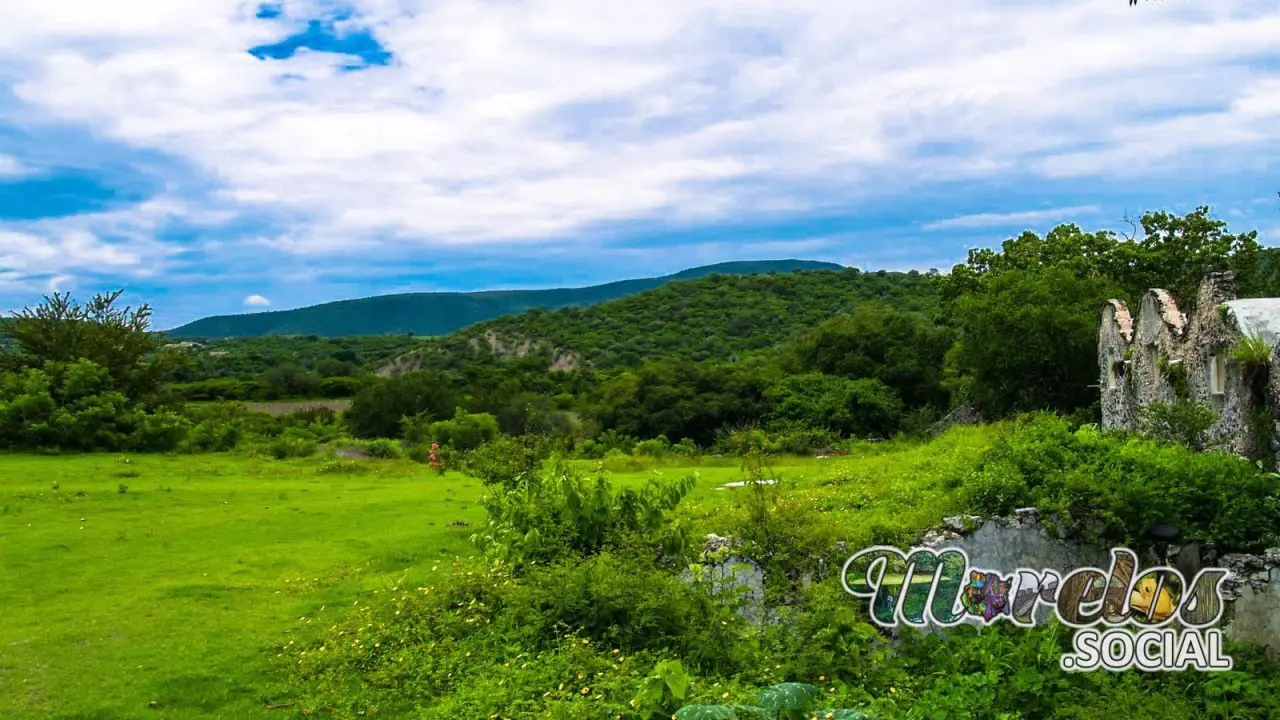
left=1232, top=331, right=1274, bottom=372
left=471, top=458, right=695, bottom=567
left=1140, top=399, right=1218, bottom=452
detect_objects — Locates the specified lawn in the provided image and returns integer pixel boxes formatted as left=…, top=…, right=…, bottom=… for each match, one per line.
left=0, top=426, right=1000, bottom=718
left=0, top=454, right=486, bottom=719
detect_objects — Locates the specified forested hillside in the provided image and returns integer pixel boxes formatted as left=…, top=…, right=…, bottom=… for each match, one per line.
left=383, top=267, right=938, bottom=373
left=166, top=259, right=843, bottom=338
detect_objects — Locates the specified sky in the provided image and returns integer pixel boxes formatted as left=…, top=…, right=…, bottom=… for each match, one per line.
left=0, top=1, right=1278, bottom=329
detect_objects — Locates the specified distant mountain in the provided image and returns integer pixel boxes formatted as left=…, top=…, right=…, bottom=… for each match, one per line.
left=165, top=260, right=845, bottom=338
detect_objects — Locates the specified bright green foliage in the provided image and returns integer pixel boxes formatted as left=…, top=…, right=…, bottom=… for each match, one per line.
left=1139, top=399, right=1219, bottom=451
left=2, top=290, right=182, bottom=403
left=425, top=407, right=500, bottom=451
left=962, top=414, right=1280, bottom=551
left=673, top=683, right=872, bottom=720
left=757, top=682, right=823, bottom=715
left=463, top=433, right=556, bottom=489
left=0, top=360, right=189, bottom=452
left=939, top=209, right=1265, bottom=311
left=363, top=438, right=403, bottom=459
left=673, top=706, right=741, bottom=720
left=473, top=460, right=695, bottom=566
left=1233, top=331, right=1275, bottom=371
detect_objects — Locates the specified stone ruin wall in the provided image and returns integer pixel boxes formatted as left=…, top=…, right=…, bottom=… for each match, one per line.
left=1099, top=272, right=1265, bottom=459
left=696, top=511, right=1280, bottom=658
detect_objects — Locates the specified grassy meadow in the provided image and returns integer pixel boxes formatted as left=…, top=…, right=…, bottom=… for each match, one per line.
left=0, top=427, right=1001, bottom=719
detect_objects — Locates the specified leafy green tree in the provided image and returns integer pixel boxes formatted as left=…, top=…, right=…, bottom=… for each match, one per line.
left=939, top=207, right=1264, bottom=314
left=345, top=372, right=459, bottom=438
left=949, top=267, right=1119, bottom=416
left=2, top=290, right=182, bottom=403
left=780, top=303, right=953, bottom=408
left=261, top=362, right=321, bottom=399
left=763, top=373, right=904, bottom=438
left=589, top=361, right=771, bottom=446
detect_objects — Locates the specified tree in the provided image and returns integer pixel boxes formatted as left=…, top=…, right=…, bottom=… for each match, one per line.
left=780, top=303, right=953, bottom=409
left=345, top=372, right=459, bottom=438
left=949, top=267, right=1119, bottom=417
left=2, top=290, right=181, bottom=404
left=764, top=373, right=904, bottom=438
left=939, top=207, right=1264, bottom=315
left=262, top=363, right=321, bottom=398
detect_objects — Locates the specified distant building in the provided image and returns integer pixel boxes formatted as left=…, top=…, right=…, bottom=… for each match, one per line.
left=1098, top=272, right=1280, bottom=459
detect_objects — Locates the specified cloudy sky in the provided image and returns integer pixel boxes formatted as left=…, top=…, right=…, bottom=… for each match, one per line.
left=1, top=0, right=1278, bottom=329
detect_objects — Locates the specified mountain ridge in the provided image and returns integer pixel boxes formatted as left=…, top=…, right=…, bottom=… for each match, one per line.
left=166, top=259, right=845, bottom=338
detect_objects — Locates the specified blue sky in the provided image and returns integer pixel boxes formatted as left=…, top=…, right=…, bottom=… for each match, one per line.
left=1, top=0, right=1278, bottom=329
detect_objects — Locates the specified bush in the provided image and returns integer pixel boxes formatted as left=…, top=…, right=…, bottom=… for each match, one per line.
left=427, top=408, right=499, bottom=452
left=473, top=458, right=696, bottom=567
left=768, top=427, right=840, bottom=455
left=364, top=438, right=403, bottom=459
left=765, top=373, right=903, bottom=438
left=0, top=359, right=187, bottom=452
left=265, top=430, right=318, bottom=459
left=671, top=437, right=700, bottom=457
left=633, top=435, right=671, bottom=458
left=1139, top=399, right=1219, bottom=452
left=962, top=414, right=1280, bottom=552
left=463, top=434, right=553, bottom=489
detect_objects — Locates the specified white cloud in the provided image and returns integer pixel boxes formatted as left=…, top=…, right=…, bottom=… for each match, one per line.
left=0, top=0, right=1277, bottom=265
left=0, top=153, right=26, bottom=176
left=922, top=205, right=1103, bottom=231
left=243, top=294, right=271, bottom=307
left=48, top=273, right=74, bottom=292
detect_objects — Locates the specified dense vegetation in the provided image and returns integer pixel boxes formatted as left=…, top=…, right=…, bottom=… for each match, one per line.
left=7, top=206, right=1280, bottom=718
left=395, top=267, right=938, bottom=372
left=166, top=260, right=843, bottom=338
left=278, top=418, right=1280, bottom=718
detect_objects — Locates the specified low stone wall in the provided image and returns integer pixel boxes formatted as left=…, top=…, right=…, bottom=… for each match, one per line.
left=919, top=510, right=1280, bottom=658
left=691, top=516, right=1280, bottom=659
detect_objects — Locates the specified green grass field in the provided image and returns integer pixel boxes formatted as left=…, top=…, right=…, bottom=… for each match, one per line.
left=0, top=426, right=998, bottom=718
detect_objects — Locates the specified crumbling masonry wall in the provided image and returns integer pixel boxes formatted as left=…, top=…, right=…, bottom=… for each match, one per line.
left=1099, top=272, right=1267, bottom=459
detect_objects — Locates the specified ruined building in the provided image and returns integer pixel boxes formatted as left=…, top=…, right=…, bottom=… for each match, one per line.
left=1098, top=272, right=1280, bottom=459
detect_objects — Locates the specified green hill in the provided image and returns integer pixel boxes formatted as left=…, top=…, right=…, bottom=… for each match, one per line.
left=382, top=266, right=939, bottom=374
left=166, top=260, right=844, bottom=338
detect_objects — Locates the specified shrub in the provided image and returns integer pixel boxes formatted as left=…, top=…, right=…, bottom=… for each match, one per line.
left=671, top=438, right=700, bottom=457
left=265, top=430, right=318, bottom=460
left=963, top=414, right=1280, bottom=552
left=463, top=434, right=553, bottom=489
left=316, top=458, right=369, bottom=475
left=364, top=438, right=403, bottom=459
left=633, top=435, right=671, bottom=458
left=345, top=372, right=458, bottom=439
left=769, top=427, right=840, bottom=455
left=1139, top=399, right=1219, bottom=451
left=428, top=408, right=499, bottom=452
left=473, top=458, right=696, bottom=567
